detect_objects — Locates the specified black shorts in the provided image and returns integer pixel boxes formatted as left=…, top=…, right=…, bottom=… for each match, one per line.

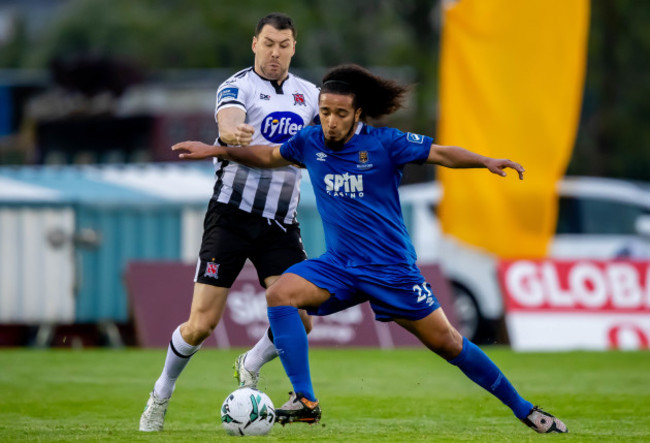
left=195, top=201, right=307, bottom=288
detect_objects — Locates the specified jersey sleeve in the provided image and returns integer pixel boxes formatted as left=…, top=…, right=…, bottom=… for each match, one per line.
left=378, top=127, right=433, bottom=167
left=279, top=130, right=306, bottom=167
left=308, top=84, right=320, bottom=124
left=215, top=75, right=250, bottom=117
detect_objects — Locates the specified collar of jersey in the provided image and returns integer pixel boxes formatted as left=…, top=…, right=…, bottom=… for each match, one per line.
left=252, top=68, right=289, bottom=94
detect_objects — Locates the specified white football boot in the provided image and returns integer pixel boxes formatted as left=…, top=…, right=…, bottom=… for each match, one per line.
left=139, top=391, right=169, bottom=432
left=233, top=352, right=259, bottom=388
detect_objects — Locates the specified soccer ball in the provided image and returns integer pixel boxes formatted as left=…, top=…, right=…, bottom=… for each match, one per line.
left=221, top=387, right=275, bottom=436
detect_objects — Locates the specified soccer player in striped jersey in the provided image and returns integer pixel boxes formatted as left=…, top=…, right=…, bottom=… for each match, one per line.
left=174, top=64, right=569, bottom=434
left=139, top=13, right=318, bottom=432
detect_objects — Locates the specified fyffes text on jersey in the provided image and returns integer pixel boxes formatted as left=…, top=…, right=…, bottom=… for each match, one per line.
left=261, top=112, right=304, bottom=143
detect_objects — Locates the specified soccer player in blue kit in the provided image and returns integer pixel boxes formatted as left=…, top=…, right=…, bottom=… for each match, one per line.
left=173, top=64, right=568, bottom=434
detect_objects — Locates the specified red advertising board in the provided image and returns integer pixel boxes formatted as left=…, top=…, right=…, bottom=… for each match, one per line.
left=498, top=259, right=650, bottom=351
left=126, top=260, right=456, bottom=349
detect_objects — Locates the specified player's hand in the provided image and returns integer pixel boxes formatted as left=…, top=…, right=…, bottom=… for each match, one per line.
left=485, top=158, right=525, bottom=180
left=172, top=141, right=224, bottom=160
left=233, top=123, right=255, bottom=146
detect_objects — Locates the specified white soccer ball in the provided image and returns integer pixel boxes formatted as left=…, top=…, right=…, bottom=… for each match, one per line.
left=221, top=387, right=275, bottom=436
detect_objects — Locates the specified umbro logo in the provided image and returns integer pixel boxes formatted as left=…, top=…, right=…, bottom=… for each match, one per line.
left=259, top=93, right=271, bottom=100
left=316, top=152, right=327, bottom=162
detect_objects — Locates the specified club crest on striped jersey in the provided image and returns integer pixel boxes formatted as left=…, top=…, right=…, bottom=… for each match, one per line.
left=261, top=111, right=305, bottom=143
left=293, top=93, right=306, bottom=106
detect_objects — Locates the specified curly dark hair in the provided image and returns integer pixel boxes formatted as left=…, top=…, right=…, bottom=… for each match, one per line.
left=321, top=64, right=409, bottom=120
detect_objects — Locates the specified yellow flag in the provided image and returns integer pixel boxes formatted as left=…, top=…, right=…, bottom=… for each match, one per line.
left=437, top=0, right=589, bottom=258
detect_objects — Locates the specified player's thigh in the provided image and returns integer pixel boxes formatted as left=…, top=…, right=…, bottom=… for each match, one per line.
left=395, top=308, right=463, bottom=360
left=276, top=256, right=363, bottom=314
left=358, top=263, right=440, bottom=322
left=252, top=222, right=307, bottom=288
left=196, top=202, right=252, bottom=288
left=266, top=272, right=332, bottom=309
left=263, top=274, right=281, bottom=288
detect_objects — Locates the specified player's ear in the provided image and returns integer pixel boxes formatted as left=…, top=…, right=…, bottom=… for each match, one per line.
left=252, top=36, right=258, bottom=54
left=354, top=107, right=362, bottom=122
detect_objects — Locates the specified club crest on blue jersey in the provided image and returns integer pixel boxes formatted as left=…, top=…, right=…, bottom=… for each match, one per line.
left=356, top=151, right=373, bottom=170
left=261, top=111, right=305, bottom=143
left=406, top=132, right=425, bottom=144
left=359, top=151, right=368, bottom=163
left=218, top=87, right=239, bottom=102
left=204, top=262, right=219, bottom=279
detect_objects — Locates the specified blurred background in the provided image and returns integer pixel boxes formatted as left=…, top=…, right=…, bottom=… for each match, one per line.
left=0, top=0, right=648, bottom=350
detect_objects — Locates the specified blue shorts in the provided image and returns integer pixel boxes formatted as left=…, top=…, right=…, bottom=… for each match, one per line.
left=284, top=253, right=440, bottom=322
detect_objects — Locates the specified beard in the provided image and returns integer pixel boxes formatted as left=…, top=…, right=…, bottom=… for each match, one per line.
left=323, top=122, right=357, bottom=151
left=324, top=137, right=346, bottom=151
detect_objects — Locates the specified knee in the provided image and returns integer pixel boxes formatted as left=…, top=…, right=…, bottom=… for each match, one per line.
left=266, top=283, right=292, bottom=307
left=429, top=326, right=464, bottom=360
left=182, top=319, right=215, bottom=345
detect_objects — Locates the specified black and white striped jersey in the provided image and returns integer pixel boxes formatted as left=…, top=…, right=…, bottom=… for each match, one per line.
left=213, top=67, right=319, bottom=224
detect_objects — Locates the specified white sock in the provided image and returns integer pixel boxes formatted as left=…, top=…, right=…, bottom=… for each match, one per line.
left=153, top=325, right=201, bottom=399
left=244, top=328, right=278, bottom=374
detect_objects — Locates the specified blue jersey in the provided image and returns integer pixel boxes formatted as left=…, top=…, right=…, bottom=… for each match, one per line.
left=280, top=123, right=433, bottom=267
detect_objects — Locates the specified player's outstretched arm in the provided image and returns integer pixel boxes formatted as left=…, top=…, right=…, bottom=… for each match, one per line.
left=426, top=143, right=525, bottom=180
left=172, top=141, right=291, bottom=168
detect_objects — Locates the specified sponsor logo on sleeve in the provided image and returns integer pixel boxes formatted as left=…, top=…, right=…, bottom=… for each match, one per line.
left=406, top=132, right=424, bottom=144
left=218, top=87, right=239, bottom=102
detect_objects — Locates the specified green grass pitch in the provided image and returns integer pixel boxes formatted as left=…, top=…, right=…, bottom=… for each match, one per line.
left=1, top=347, right=649, bottom=441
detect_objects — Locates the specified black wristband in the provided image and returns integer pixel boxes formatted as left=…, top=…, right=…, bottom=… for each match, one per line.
left=216, top=137, right=227, bottom=146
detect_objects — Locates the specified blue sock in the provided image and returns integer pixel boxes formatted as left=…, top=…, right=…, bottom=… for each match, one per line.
left=267, top=306, right=316, bottom=402
left=449, top=337, right=533, bottom=419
